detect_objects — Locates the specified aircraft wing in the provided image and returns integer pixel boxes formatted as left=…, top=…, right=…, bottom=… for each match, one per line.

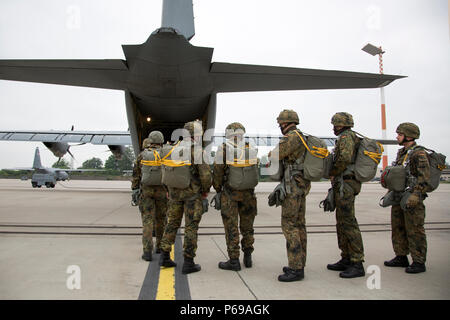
left=210, top=62, right=405, bottom=92
left=212, top=134, right=398, bottom=147
left=2, top=167, right=34, bottom=171
left=0, top=130, right=397, bottom=148
left=0, top=130, right=131, bottom=145
left=0, top=60, right=129, bottom=90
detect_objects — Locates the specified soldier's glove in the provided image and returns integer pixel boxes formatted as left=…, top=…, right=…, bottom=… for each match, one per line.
left=268, top=183, right=286, bottom=207
left=319, top=188, right=336, bottom=213
left=210, top=192, right=222, bottom=211
left=406, top=191, right=421, bottom=209
left=202, top=198, right=209, bottom=214
left=379, top=191, right=401, bottom=208
left=131, top=189, right=140, bottom=206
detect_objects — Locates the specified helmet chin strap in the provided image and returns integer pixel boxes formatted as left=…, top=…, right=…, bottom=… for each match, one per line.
left=281, top=123, right=296, bottom=135
left=333, top=126, right=347, bottom=136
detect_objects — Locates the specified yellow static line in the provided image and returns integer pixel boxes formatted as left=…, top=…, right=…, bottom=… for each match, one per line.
left=156, top=245, right=175, bottom=300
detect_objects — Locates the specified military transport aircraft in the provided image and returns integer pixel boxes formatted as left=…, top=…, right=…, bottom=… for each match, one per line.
left=0, top=0, right=404, bottom=159
left=4, top=147, right=102, bottom=188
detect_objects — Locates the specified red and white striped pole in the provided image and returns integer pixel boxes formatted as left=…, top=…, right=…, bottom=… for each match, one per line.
left=379, top=47, right=388, bottom=170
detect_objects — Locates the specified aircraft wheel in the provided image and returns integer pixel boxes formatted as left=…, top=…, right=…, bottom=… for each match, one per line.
left=31, top=182, right=37, bottom=188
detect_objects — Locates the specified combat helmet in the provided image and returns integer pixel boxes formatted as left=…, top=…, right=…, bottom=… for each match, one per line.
left=331, top=112, right=354, bottom=127
left=142, top=138, right=151, bottom=149
left=277, top=109, right=299, bottom=125
left=396, top=122, right=420, bottom=139
left=184, top=120, right=203, bottom=137
left=148, top=130, right=164, bottom=144
left=225, top=122, right=246, bottom=138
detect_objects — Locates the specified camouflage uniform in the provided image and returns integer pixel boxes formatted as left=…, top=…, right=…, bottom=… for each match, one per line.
left=213, top=136, right=258, bottom=262
left=132, top=138, right=168, bottom=255
left=269, top=114, right=310, bottom=271
left=389, top=123, right=430, bottom=266
left=160, top=123, right=212, bottom=260
left=329, top=128, right=365, bottom=263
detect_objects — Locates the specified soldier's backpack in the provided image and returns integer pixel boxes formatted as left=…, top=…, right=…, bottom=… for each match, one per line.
left=406, top=146, right=446, bottom=192
left=225, top=141, right=259, bottom=190
left=352, top=132, right=384, bottom=182
left=140, top=148, right=163, bottom=186
left=293, top=131, right=330, bottom=181
left=160, top=142, right=192, bottom=189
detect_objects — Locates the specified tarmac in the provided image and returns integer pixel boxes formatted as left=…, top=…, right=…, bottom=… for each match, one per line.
left=0, top=179, right=449, bottom=300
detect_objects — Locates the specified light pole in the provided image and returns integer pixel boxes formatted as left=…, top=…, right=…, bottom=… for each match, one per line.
left=362, top=43, right=388, bottom=170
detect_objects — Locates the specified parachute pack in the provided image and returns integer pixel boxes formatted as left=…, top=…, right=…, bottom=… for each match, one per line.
left=140, top=148, right=163, bottom=186
left=403, top=145, right=445, bottom=192
left=352, top=132, right=384, bottom=182
left=293, top=131, right=330, bottom=181
left=421, top=147, right=446, bottom=192
left=160, top=142, right=192, bottom=189
left=225, top=141, right=259, bottom=190
left=381, top=145, right=446, bottom=194
left=380, top=166, right=406, bottom=192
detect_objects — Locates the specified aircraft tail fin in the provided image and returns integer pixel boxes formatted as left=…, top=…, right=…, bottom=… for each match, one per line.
left=33, top=147, right=43, bottom=169
left=161, top=0, right=195, bottom=40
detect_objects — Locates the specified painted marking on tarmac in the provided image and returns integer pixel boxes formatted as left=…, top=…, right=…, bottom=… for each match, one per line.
left=156, top=245, right=176, bottom=300
left=138, top=234, right=190, bottom=300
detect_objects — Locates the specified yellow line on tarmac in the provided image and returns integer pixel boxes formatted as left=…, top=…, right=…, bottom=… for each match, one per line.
left=156, top=245, right=175, bottom=300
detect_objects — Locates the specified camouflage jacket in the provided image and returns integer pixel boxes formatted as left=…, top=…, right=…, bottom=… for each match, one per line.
left=268, top=126, right=310, bottom=190
left=167, top=141, right=212, bottom=200
left=131, top=145, right=167, bottom=194
left=213, top=141, right=258, bottom=193
left=330, top=129, right=358, bottom=177
left=394, top=142, right=431, bottom=194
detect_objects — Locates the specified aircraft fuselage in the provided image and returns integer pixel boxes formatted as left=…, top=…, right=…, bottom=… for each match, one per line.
left=124, top=29, right=215, bottom=146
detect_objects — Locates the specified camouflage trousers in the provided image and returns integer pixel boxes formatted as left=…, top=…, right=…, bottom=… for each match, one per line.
left=333, top=179, right=365, bottom=263
left=160, top=197, right=203, bottom=259
left=281, top=189, right=307, bottom=270
left=220, top=189, right=257, bottom=259
left=139, top=188, right=168, bottom=254
left=391, top=203, right=427, bottom=264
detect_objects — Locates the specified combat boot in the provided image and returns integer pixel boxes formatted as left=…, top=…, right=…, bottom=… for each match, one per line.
left=384, top=255, right=409, bottom=267
left=154, top=247, right=162, bottom=254
left=278, top=268, right=304, bottom=282
left=405, top=262, right=426, bottom=274
left=159, top=251, right=176, bottom=268
left=142, top=251, right=152, bottom=261
left=182, top=257, right=201, bottom=274
left=218, top=259, right=241, bottom=271
left=339, top=262, right=365, bottom=278
left=327, top=258, right=351, bottom=271
left=243, top=251, right=252, bottom=268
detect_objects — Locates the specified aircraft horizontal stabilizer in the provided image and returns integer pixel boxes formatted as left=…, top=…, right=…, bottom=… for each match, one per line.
left=0, top=60, right=129, bottom=90
left=210, top=62, right=405, bottom=93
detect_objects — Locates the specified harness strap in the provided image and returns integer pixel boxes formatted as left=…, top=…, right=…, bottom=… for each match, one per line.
left=293, top=130, right=330, bottom=159
left=161, top=142, right=192, bottom=167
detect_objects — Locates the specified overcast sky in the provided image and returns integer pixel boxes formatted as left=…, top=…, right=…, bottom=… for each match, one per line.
left=0, top=0, right=449, bottom=169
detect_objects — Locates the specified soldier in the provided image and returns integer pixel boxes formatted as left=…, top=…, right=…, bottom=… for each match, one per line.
left=213, top=122, right=258, bottom=271
left=384, top=123, right=429, bottom=273
left=159, top=120, right=212, bottom=274
left=268, top=109, right=310, bottom=282
left=131, top=132, right=168, bottom=261
left=326, top=112, right=365, bottom=278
